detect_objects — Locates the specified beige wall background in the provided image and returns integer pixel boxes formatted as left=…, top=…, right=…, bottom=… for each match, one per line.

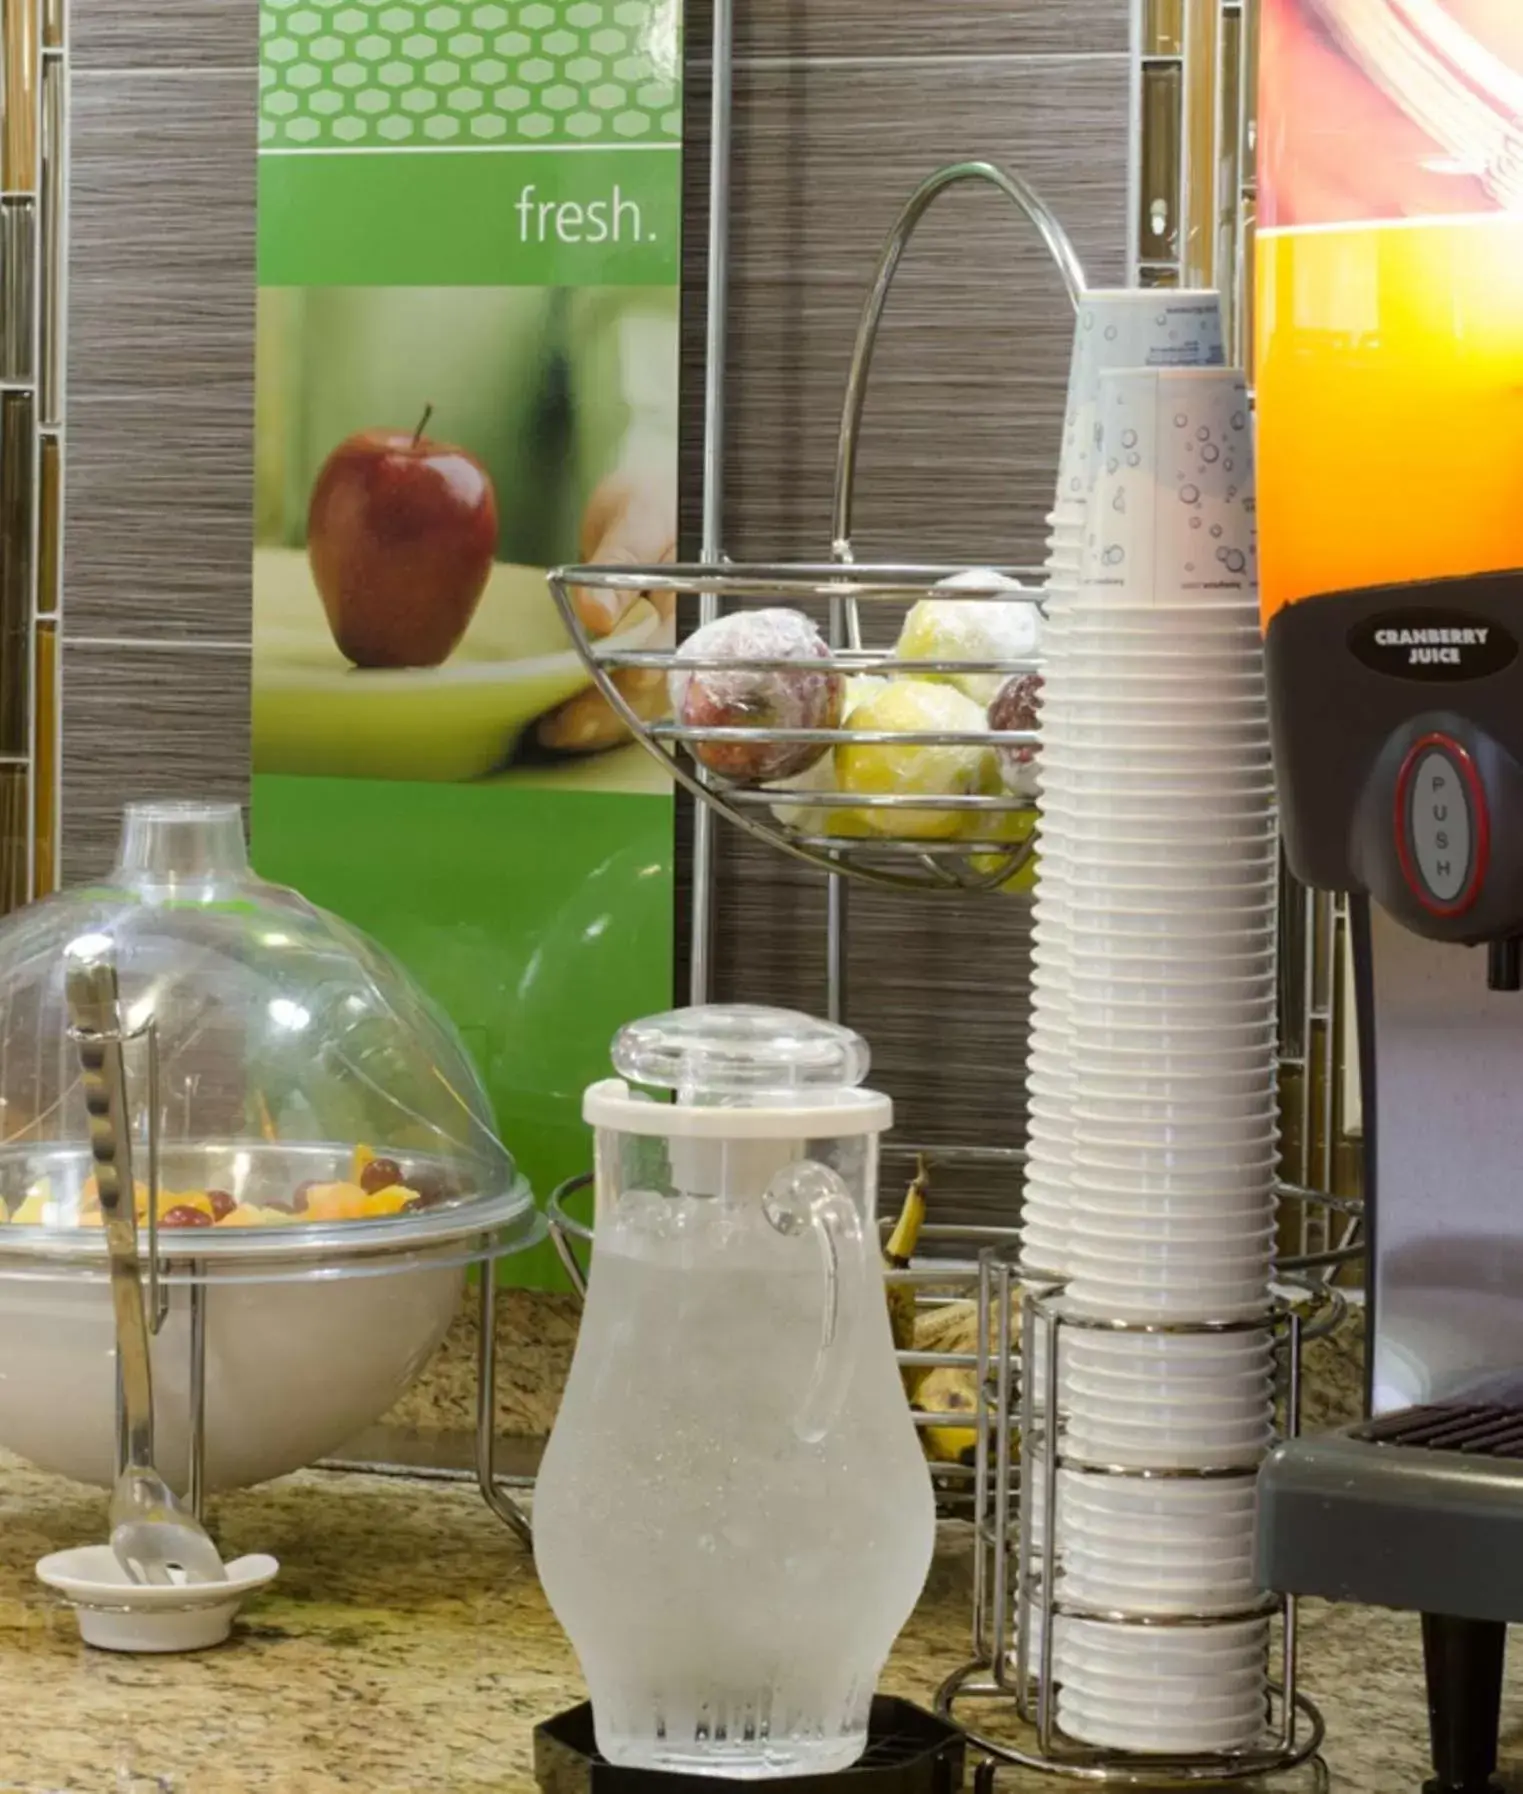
left=61, top=0, right=1130, bottom=1226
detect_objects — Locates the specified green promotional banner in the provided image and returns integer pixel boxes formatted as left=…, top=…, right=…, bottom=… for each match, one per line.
left=251, top=0, right=680, bottom=1284
left=259, top=150, right=679, bottom=286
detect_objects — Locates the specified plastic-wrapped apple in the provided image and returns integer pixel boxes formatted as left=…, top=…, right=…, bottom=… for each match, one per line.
left=988, top=672, right=1043, bottom=797
left=844, top=673, right=891, bottom=713
left=894, top=577, right=1042, bottom=704
left=768, top=753, right=839, bottom=835
left=669, top=609, right=844, bottom=784
left=835, top=680, right=993, bottom=839
left=767, top=680, right=888, bottom=835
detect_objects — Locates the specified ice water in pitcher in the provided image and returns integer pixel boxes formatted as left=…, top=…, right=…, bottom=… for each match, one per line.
left=534, top=1007, right=936, bottom=1778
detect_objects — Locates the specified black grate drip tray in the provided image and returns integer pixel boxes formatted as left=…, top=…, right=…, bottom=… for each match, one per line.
left=1259, top=1405, right=1523, bottom=1624
left=1353, top=1402, right=1523, bottom=1456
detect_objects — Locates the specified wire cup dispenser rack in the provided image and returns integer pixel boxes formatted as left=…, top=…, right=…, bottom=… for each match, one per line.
left=541, top=149, right=1351, bottom=1785
left=935, top=1258, right=1341, bottom=1788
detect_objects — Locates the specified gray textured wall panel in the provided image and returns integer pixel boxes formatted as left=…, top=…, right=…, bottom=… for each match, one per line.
left=60, top=643, right=251, bottom=885
left=690, top=0, right=1127, bottom=58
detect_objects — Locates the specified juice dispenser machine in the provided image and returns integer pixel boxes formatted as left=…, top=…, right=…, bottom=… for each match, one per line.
left=1254, top=4, right=1523, bottom=1791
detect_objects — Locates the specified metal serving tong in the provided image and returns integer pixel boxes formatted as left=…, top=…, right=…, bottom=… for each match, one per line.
left=63, top=932, right=224, bottom=1587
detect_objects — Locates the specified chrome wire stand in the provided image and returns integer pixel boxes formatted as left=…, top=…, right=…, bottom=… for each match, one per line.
left=548, top=160, right=1088, bottom=899
left=935, top=1250, right=1337, bottom=1787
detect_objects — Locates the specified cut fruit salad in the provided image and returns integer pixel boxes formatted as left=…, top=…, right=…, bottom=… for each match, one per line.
left=3, top=1144, right=458, bottom=1228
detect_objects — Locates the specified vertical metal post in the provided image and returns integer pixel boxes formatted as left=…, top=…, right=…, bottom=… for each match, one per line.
left=1318, top=894, right=1340, bottom=1205
left=823, top=576, right=849, bottom=1025
left=113, top=1357, right=127, bottom=1480
left=475, top=1259, right=534, bottom=1547
left=1280, top=1307, right=1304, bottom=1747
left=187, top=1277, right=208, bottom=1519
left=988, top=1259, right=1014, bottom=1685
left=144, top=1021, right=167, bottom=1332
left=1036, top=1299, right=1062, bottom=1753
left=1235, top=0, right=1258, bottom=371
left=1296, top=885, right=1316, bottom=1253
left=688, top=0, right=733, bottom=1006
left=1014, top=1273, right=1037, bottom=1711
left=1179, top=0, right=1221, bottom=287
left=826, top=852, right=848, bottom=1023
left=971, top=1247, right=994, bottom=1660
left=1213, top=3, right=1238, bottom=347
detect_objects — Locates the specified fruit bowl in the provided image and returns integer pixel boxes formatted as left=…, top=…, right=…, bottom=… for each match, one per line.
left=0, top=1142, right=513, bottom=1492
left=0, top=801, right=537, bottom=1492
left=548, top=561, right=1047, bottom=895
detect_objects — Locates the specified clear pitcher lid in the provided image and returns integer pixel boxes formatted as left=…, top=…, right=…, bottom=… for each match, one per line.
left=611, top=1005, right=871, bottom=1104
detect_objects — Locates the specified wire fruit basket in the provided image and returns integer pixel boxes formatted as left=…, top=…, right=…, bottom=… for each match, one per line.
left=552, top=561, right=1044, bottom=894
left=548, top=162, right=1083, bottom=898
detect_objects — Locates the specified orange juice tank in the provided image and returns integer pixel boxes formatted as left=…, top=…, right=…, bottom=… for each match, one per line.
left=1256, top=0, right=1523, bottom=938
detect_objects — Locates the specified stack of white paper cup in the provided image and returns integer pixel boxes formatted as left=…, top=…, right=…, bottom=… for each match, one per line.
left=1026, top=365, right=1278, bottom=1757
left=1024, top=293, right=1225, bottom=1290
left=1053, top=1616, right=1271, bottom=1753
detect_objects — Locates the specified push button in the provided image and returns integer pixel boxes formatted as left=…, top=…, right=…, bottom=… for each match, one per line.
left=1394, top=734, right=1489, bottom=917
left=1407, top=751, right=1471, bottom=902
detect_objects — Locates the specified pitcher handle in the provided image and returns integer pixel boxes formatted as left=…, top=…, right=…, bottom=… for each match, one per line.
left=764, top=1160, right=867, bottom=1444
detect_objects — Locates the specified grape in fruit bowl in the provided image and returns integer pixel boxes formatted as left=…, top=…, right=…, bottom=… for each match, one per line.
left=669, top=609, right=845, bottom=784
left=988, top=672, right=1043, bottom=798
left=834, top=680, right=994, bottom=840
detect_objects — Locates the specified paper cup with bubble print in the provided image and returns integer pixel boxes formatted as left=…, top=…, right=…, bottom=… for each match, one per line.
left=1056, top=292, right=1226, bottom=514
left=1079, top=368, right=1257, bottom=608
left=1046, top=292, right=1225, bottom=614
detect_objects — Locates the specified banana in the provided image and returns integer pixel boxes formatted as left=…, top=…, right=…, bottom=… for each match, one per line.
left=911, top=1298, right=1022, bottom=1467
left=915, top=1366, right=980, bottom=1465
left=913, top=1303, right=980, bottom=1464
left=880, top=1170, right=1023, bottom=1466
left=913, top=1298, right=980, bottom=1359
left=883, top=1159, right=929, bottom=1397
left=912, top=1296, right=1021, bottom=1359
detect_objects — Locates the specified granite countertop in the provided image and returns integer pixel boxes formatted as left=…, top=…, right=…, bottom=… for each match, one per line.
left=0, top=1313, right=1513, bottom=1794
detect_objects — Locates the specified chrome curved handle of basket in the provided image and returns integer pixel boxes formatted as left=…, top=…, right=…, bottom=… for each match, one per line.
left=831, top=160, right=1087, bottom=573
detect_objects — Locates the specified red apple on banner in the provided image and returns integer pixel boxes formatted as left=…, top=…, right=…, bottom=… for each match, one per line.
left=307, top=406, right=499, bottom=670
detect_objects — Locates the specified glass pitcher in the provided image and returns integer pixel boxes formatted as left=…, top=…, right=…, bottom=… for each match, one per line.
left=533, top=1006, right=936, bottom=1779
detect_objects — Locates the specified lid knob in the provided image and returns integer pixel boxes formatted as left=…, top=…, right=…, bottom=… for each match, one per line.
left=115, top=803, right=250, bottom=889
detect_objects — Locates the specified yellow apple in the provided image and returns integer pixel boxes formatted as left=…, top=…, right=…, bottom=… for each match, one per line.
left=835, top=681, right=993, bottom=839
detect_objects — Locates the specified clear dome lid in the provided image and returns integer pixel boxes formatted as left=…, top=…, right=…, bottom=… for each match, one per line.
left=0, top=803, right=534, bottom=1279
left=611, top=1004, right=871, bottom=1104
